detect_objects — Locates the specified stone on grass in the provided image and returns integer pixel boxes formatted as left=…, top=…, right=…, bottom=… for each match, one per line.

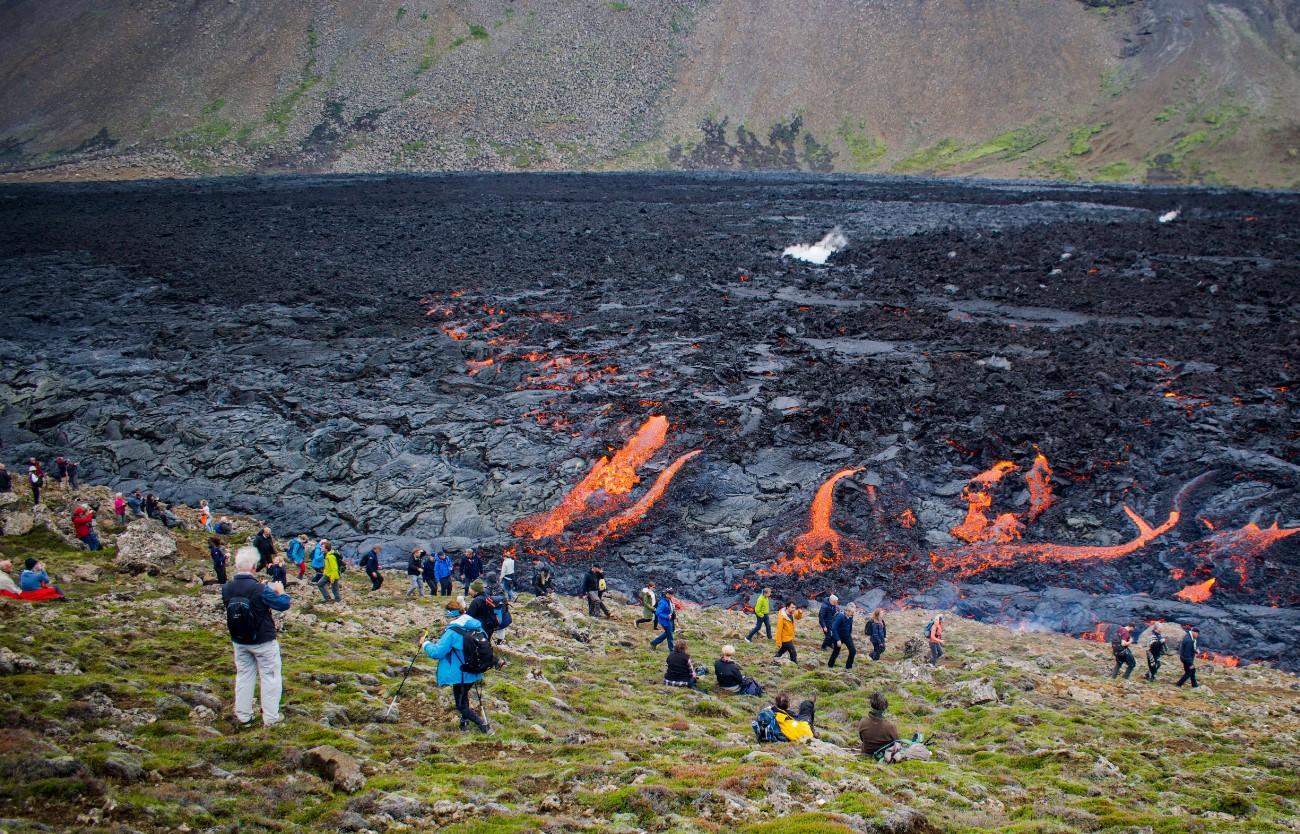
left=1066, top=686, right=1102, bottom=705
left=953, top=678, right=998, bottom=705
left=303, top=745, right=366, bottom=794
left=0, top=509, right=34, bottom=536
left=113, top=518, right=177, bottom=576
left=101, top=752, right=145, bottom=783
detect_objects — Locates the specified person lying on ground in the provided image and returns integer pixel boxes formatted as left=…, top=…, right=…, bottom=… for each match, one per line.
left=859, top=691, right=930, bottom=762
left=665, top=639, right=701, bottom=688
left=772, top=691, right=816, bottom=742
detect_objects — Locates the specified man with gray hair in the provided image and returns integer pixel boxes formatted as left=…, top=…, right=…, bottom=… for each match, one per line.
left=222, top=546, right=291, bottom=728
left=818, top=594, right=841, bottom=650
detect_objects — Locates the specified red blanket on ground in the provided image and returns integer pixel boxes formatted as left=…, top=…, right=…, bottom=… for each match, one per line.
left=0, top=588, right=64, bottom=602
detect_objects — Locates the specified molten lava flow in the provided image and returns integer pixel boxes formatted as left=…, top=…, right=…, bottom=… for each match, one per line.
left=576, top=450, right=702, bottom=549
left=972, top=460, right=1018, bottom=486
left=1189, top=521, right=1299, bottom=587
left=1025, top=452, right=1053, bottom=521
left=1174, top=577, right=1216, bottom=603
left=765, top=468, right=865, bottom=576
left=511, top=416, right=669, bottom=541
left=951, top=487, right=995, bottom=543
left=1079, top=623, right=1108, bottom=643
left=1198, top=651, right=1241, bottom=667
left=950, top=461, right=1027, bottom=543
left=897, top=508, right=917, bottom=528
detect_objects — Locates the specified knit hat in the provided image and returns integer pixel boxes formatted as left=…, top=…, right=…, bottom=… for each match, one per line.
left=470, top=579, right=485, bottom=594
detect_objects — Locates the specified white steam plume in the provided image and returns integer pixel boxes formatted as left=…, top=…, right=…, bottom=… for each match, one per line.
left=782, top=226, right=849, bottom=265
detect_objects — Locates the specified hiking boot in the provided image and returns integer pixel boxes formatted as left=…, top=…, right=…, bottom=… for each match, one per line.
left=744, top=636, right=753, bottom=643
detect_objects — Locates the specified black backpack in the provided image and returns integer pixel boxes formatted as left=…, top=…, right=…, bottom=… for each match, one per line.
left=450, top=624, right=495, bottom=675
left=225, top=595, right=260, bottom=643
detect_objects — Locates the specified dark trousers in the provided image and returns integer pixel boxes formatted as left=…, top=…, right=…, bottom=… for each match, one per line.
left=452, top=683, right=486, bottom=730
left=366, top=570, right=383, bottom=590
left=650, top=621, right=674, bottom=651
left=31, top=483, right=40, bottom=504
left=587, top=590, right=610, bottom=617
left=821, top=630, right=836, bottom=650
left=424, top=576, right=438, bottom=595
left=1112, top=650, right=1136, bottom=679
left=747, top=614, right=772, bottom=641
left=1176, top=661, right=1198, bottom=687
left=775, top=641, right=797, bottom=662
left=1146, top=652, right=1163, bottom=680
left=929, top=642, right=944, bottom=665
left=214, top=563, right=228, bottom=585
left=439, top=577, right=453, bottom=596
left=797, top=699, right=816, bottom=730
left=869, top=640, right=885, bottom=661
left=829, top=637, right=856, bottom=669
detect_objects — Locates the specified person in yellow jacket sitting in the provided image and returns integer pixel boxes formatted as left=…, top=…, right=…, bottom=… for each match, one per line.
left=773, top=601, right=803, bottom=662
left=772, top=691, right=816, bottom=742
left=317, top=546, right=342, bottom=603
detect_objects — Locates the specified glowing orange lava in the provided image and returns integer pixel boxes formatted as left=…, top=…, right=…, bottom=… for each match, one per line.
left=897, top=508, right=917, bottom=528
left=1079, top=623, right=1108, bottom=643
left=1198, top=651, right=1241, bottom=667
left=1174, top=577, right=1216, bottom=603
left=1025, top=452, right=1053, bottom=521
left=1189, top=522, right=1299, bottom=587
left=765, top=468, right=866, bottom=576
left=950, top=460, right=1025, bottom=544
left=577, top=450, right=702, bottom=548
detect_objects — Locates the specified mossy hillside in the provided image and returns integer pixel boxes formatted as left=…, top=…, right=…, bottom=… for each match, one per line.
left=1, top=498, right=1298, bottom=832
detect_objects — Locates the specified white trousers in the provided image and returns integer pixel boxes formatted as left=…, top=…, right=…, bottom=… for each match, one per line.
left=233, top=639, right=283, bottom=724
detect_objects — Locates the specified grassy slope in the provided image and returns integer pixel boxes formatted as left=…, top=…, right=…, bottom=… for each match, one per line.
left=1, top=488, right=1298, bottom=833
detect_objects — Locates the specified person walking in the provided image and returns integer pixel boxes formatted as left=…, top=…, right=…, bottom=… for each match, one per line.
left=1176, top=626, right=1199, bottom=688
left=27, top=459, right=44, bottom=505
left=774, top=601, right=803, bottom=662
left=0, top=463, right=11, bottom=494
left=532, top=559, right=553, bottom=596
left=287, top=534, right=307, bottom=579
left=1111, top=623, right=1137, bottom=680
left=828, top=604, right=858, bottom=669
left=54, top=456, right=68, bottom=484
left=745, top=587, right=772, bottom=643
left=318, top=545, right=342, bottom=603
left=1145, top=624, right=1167, bottom=681
left=867, top=608, right=888, bottom=661
left=458, top=549, right=483, bottom=595
left=406, top=548, right=426, bottom=597
left=500, top=551, right=517, bottom=602
left=198, top=500, right=213, bottom=533
left=927, top=613, right=945, bottom=665
left=359, top=545, right=384, bottom=591
left=421, top=598, right=491, bottom=733
left=210, top=537, right=229, bottom=585
left=649, top=588, right=677, bottom=651
left=421, top=550, right=440, bottom=596
left=253, top=527, right=276, bottom=571
left=636, top=581, right=658, bottom=629
left=432, top=550, right=453, bottom=596
left=71, top=504, right=101, bottom=551
left=113, top=493, right=127, bottom=527
left=222, top=546, right=291, bottom=728
left=583, top=564, right=611, bottom=618
left=818, top=594, right=841, bottom=650
left=466, top=580, right=501, bottom=643
left=310, top=538, right=328, bottom=573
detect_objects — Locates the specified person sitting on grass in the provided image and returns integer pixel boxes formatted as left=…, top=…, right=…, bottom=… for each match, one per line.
left=772, top=691, right=816, bottom=742
left=664, top=639, right=700, bottom=688
left=714, top=645, right=757, bottom=694
left=19, top=559, right=52, bottom=592
left=0, top=559, right=20, bottom=594
left=858, top=691, right=930, bottom=762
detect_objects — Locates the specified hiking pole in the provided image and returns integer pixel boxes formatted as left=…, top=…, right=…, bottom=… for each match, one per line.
left=385, top=629, right=430, bottom=720
left=475, top=680, right=489, bottom=724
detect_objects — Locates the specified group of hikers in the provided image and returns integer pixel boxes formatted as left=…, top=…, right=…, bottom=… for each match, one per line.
left=1108, top=621, right=1203, bottom=688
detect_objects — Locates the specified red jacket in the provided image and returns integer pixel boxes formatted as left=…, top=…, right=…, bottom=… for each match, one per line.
left=72, top=507, right=94, bottom=538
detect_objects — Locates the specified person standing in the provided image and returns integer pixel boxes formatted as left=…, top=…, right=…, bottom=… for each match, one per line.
left=637, top=581, right=658, bottom=629
left=360, top=544, right=384, bottom=591
left=532, top=559, right=553, bottom=596
left=54, top=456, right=68, bottom=484
left=421, top=598, right=491, bottom=733
left=466, top=580, right=500, bottom=643
left=406, top=548, right=426, bottom=597
left=927, top=613, right=945, bottom=665
left=0, top=463, right=11, bottom=494
left=774, top=601, right=804, bottom=662
left=71, top=504, right=101, bottom=551
left=500, top=551, right=517, bottom=602
left=318, top=545, right=342, bottom=603
left=198, top=500, right=213, bottom=533
left=649, top=588, right=676, bottom=651
left=432, top=550, right=452, bottom=595
left=1111, top=623, right=1137, bottom=680
left=818, top=594, right=841, bottom=650
left=210, top=537, right=229, bottom=585
left=27, top=459, right=44, bottom=505
left=65, top=459, right=79, bottom=489
left=286, top=534, right=307, bottom=579
left=421, top=551, right=440, bottom=596
left=126, top=488, right=144, bottom=516
left=253, top=527, right=276, bottom=571
left=829, top=604, right=858, bottom=669
left=222, top=546, right=291, bottom=728
left=1176, top=626, right=1200, bottom=688
left=867, top=608, right=888, bottom=661
left=746, top=587, right=772, bottom=643
left=113, top=493, right=127, bottom=526
left=583, top=564, right=611, bottom=618
left=1144, top=624, right=1167, bottom=681
left=457, top=548, right=483, bottom=595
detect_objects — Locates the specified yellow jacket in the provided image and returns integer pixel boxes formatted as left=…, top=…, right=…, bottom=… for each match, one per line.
left=774, top=608, right=802, bottom=645
left=775, top=709, right=813, bottom=742
left=323, top=551, right=341, bottom=581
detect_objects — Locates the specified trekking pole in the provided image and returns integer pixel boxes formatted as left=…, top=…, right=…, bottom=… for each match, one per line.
left=385, top=629, right=430, bottom=719
left=475, top=680, right=489, bottom=723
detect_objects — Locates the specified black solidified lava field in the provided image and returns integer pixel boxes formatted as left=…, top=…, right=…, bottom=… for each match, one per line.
left=1, top=173, right=1298, bottom=666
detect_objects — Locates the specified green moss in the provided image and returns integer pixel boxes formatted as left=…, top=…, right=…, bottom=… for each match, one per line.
left=266, top=28, right=321, bottom=131
left=836, top=119, right=887, bottom=169
left=1067, top=123, right=1106, bottom=156
left=608, top=1, right=631, bottom=9
left=469, top=23, right=489, bottom=40
left=742, top=813, right=858, bottom=833
left=951, top=126, right=1048, bottom=164
left=892, top=138, right=964, bottom=173
left=1095, top=160, right=1140, bottom=181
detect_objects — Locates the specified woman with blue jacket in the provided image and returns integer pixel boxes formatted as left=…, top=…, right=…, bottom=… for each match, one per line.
left=422, top=598, right=491, bottom=733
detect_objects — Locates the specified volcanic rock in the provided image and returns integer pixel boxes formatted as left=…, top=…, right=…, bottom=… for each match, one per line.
left=113, top=518, right=177, bottom=576
left=0, top=509, right=33, bottom=536
left=303, top=745, right=366, bottom=794
left=953, top=678, right=999, bottom=706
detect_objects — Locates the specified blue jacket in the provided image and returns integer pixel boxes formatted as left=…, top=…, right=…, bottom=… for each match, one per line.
left=1179, top=633, right=1198, bottom=664
left=831, top=611, right=855, bottom=643
left=432, top=554, right=452, bottom=581
left=19, top=570, right=49, bottom=592
left=459, top=554, right=483, bottom=582
left=655, top=595, right=674, bottom=628
left=868, top=620, right=887, bottom=645
left=286, top=538, right=305, bottom=565
left=424, top=614, right=485, bottom=686
left=310, top=543, right=326, bottom=570
left=818, top=602, right=839, bottom=632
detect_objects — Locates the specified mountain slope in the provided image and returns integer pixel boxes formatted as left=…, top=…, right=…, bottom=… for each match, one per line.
left=1, top=0, right=1298, bottom=186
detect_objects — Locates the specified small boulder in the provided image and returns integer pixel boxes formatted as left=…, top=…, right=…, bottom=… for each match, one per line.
left=101, top=752, right=145, bottom=783
left=303, top=745, right=366, bottom=794
left=1066, top=686, right=1103, bottom=705
left=954, top=678, right=998, bottom=706
left=1091, top=755, right=1122, bottom=780
left=902, top=637, right=926, bottom=659
left=72, top=563, right=103, bottom=583
left=0, top=509, right=34, bottom=536
left=113, top=518, right=177, bottom=576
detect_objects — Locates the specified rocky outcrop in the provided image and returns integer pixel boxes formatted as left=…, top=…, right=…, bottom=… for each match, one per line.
left=113, top=518, right=177, bottom=576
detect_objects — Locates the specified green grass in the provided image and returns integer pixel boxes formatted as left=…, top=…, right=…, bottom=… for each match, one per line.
left=265, top=28, right=321, bottom=131
left=1095, top=160, right=1140, bottom=181
left=950, top=125, right=1048, bottom=165
left=892, top=138, right=964, bottom=173
left=837, top=119, right=887, bottom=169
left=1067, top=123, right=1105, bottom=156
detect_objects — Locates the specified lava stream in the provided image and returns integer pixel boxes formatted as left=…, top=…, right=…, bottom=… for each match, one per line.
left=1188, top=521, right=1299, bottom=587
left=1174, top=577, right=1216, bottom=603
left=1025, top=452, right=1054, bottom=520
left=575, top=450, right=702, bottom=549
left=766, top=468, right=865, bottom=576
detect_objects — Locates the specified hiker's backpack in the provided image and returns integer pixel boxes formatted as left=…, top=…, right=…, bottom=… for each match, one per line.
left=225, top=594, right=260, bottom=643
left=1111, top=639, right=1126, bottom=658
left=450, top=624, right=495, bottom=675
left=741, top=678, right=764, bottom=697
left=923, top=620, right=935, bottom=639
left=752, top=708, right=787, bottom=743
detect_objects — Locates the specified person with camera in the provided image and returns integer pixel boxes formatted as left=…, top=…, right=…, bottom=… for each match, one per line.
left=222, top=546, right=291, bottom=728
